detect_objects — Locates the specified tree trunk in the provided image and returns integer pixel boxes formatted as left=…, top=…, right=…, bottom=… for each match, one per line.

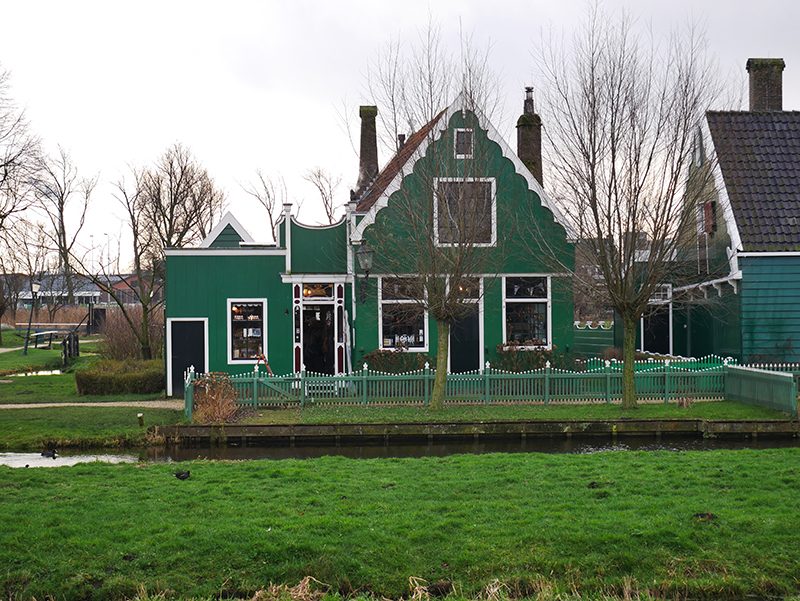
left=621, top=313, right=639, bottom=409
left=430, top=319, right=450, bottom=411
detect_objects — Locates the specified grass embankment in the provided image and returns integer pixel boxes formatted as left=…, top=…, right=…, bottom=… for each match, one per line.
left=0, top=406, right=183, bottom=449
left=2, top=449, right=799, bottom=600
left=240, top=400, right=786, bottom=424
left=0, top=345, right=182, bottom=449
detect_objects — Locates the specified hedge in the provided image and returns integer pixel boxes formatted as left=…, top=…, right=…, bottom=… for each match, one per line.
left=75, top=359, right=165, bottom=395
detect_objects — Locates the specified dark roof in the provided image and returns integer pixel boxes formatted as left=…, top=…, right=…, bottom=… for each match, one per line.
left=707, top=110, right=800, bottom=252
left=356, top=111, right=446, bottom=212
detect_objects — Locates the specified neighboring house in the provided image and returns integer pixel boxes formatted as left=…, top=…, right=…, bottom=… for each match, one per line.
left=667, top=58, right=800, bottom=361
left=165, top=91, right=575, bottom=396
left=98, top=274, right=164, bottom=306
left=18, top=274, right=102, bottom=308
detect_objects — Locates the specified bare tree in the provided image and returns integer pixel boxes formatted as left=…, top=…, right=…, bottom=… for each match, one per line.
left=140, top=143, right=226, bottom=252
left=34, top=145, right=96, bottom=306
left=359, top=21, right=507, bottom=410
left=241, top=169, right=287, bottom=242
left=0, top=64, right=40, bottom=232
left=533, top=4, right=721, bottom=407
left=72, top=170, right=162, bottom=360
left=303, top=166, right=342, bottom=224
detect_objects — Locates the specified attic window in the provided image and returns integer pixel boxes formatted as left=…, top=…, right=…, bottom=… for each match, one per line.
left=455, top=129, right=474, bottom=159
left=434, top=178, right=496, bottom=246
left=703, top=201, right=717, bottom=235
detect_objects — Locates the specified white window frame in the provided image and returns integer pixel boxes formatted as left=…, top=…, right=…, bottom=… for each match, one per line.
left=227, top=298, right=268, bottom=364
left=433, top=177, right=497, bottom=248
left=454, top=128, right=474, bottom=159
left=378, top=276, right=429, bottom=352
left=502, top=275, right=552, bottom=350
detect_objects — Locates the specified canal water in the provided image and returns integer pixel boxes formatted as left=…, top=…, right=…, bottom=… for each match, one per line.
left=4, top=435, right=800, bottom=467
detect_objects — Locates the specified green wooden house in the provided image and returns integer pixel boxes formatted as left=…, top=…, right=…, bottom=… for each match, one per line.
left=165, top=92, right=575, bottom=395
left=665, top=58, right=800, bottom=362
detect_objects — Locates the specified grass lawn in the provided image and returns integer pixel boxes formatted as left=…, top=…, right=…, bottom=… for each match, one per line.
left=238, top=400, right=789, bottom=424
left=0, top=406, right=183, bottom=449
left=0, top=346, right=63, bottom=376
left=1, top=449, right=799, bottom=600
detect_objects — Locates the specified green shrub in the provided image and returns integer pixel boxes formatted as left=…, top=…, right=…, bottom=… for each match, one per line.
left=75, top=359, right=164, bottom=395
left=491, top=342, right=578, bottom=372
left=362, top=348, right=436, bottom=373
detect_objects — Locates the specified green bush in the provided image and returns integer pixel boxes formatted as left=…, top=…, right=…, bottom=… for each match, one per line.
left=75, top=359, right=165, bottom=395
left=362, top=348, right=436, bottom=373
left=491, top=342, right=578, bottom=372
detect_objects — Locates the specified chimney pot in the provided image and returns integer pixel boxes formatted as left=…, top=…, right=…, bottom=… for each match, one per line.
left=747, top=58, right=785, bottom=111
left=356, top=106, right=379, bottom=195
left=517, top=88, right=543, bottom=187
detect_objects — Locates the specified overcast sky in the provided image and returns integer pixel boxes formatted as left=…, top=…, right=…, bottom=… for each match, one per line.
left=2, top=0, right=799, bottom=256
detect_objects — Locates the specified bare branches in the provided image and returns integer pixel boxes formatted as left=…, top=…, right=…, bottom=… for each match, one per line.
left=241, top=169, right=287, bottom=242
left=534, top=2, right=721, bottom=406
left=139, top=143, right=226, bottom=250
left=34, top=145, right=95, bottom=305
left=303, top=167, right=342, bottom=225
left=0, top=64, right=40, bottom=231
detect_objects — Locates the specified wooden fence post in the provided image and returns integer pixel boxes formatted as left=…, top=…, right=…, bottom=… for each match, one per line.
left=424, top=362, right=431, bottom=406
left=253, top=365, right=259, bottom=409
left=362, top=363, right=368, bottom=406
left=484, top=361, right=490, bottom=405
left=545, top=361, right=551, bottom=405
left=605, top=360, right=611, bottom=404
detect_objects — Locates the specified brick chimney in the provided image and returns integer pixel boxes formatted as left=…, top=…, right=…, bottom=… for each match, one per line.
left=356, top=106, right=379, bottom=195
left=747, top=58, right=785, bottom=110
left=516, top=87, right=543, bottom=187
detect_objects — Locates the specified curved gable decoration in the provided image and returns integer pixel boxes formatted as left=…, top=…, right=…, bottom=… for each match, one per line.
left=351, top=93, right=575, bottom=243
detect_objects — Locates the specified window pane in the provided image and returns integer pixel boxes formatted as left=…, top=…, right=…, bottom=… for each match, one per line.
left=506, top=302, right=547, bottom=345
left=382, top=277, right=423, bottom=300
left=505, top=276, right=547, bottom=299
left=382, top=304, right=425, bottom=348
left=456, top=130, right=473, bottom=157
left=437, top=181, right=492, bottom=244
left=455, top=276, right=480, bottom=299
left=231, top=302, right=264, bottom=360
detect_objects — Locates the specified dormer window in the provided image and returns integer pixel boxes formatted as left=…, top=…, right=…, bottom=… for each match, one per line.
left=455, top=129, right=474, bottom=159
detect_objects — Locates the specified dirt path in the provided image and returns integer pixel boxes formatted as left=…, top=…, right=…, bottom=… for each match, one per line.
left=0, top=400, right=183, bottom=410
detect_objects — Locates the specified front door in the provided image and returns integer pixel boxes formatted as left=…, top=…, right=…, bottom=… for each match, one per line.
left=303, top=305, right=335, bottom=374
left=450, top=307, right=480, bottom=373
left=169, top=320, right=206, bottom=397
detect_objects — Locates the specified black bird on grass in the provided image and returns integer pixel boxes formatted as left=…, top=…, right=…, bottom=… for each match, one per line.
left=173, top=470, right=191, bottom=480
left=41, top=450, right=58, bottom=459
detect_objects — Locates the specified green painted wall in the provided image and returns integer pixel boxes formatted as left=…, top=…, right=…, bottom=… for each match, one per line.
left=208, top=224, right=243, bottom=248
left=166, top=253, right=295, bottom=375
left=672, top=289, right=741, bottom=361
left=288, top=220, right=347, bottom=274
left=740, top=255, right=800, bottom=362
left=358, top=109, right=574, bottom=365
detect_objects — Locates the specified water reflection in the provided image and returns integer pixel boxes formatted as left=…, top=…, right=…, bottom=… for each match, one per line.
left=144, top=435, right=800, bottom=463
left=3, top=436, right=800, bottom=468
left=9, top=370, right=63, bottom=377
left=0, top=451, right=138, bottom=468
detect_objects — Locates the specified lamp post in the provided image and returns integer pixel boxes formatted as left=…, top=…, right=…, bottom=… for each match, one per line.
left=22, top=281, right=41, bottom=356
left=355, top=240, right=374, bottom=304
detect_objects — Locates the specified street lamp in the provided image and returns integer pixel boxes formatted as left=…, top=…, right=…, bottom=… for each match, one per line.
left=22, top=281, right=41, bottom=356
left=355, top=240, right=374, bottom=304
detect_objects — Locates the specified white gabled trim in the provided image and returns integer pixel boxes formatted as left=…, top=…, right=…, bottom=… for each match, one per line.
left=166, top=248, right=286, bottom=257
left=351, top=92, right=575, bottom=243
left=199, top=212, right=255, bottom=248
left=673, top=271, right=742, bottom=297
left=703, top=117, right=742, bottom=274
left=737, top=251, right=800, bottom=257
